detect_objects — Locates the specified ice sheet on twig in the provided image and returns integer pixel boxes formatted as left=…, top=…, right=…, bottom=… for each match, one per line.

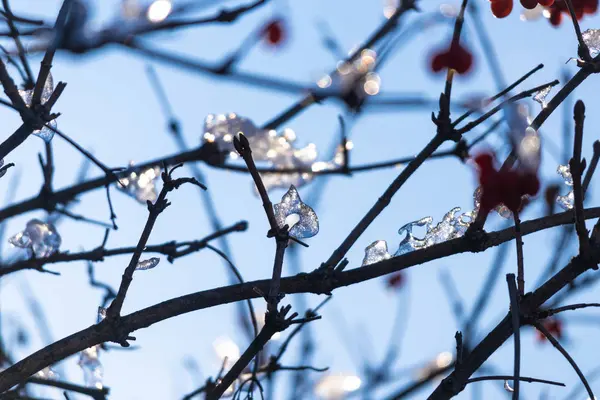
left=116, top=163, right=161, bottom=204
left=8, top=219, right=61, bottom=258
left=582, top=29, right=600, bottom=57
left=362, top=240, right=391, bottom=266
left=556, top=164, right=574, bottom=210
left=136, top=257, right=160, bottom=270
left=533, top=85, right=552, bottom=109
left=18, top=73, right=57, bottom=142
left=274, top=185, right=319, bottom=239
left=79, top=345, right=103, bottom=389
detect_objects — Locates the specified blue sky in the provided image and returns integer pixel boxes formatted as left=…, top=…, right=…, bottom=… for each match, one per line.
left=1, top=0, right=600, bottom=399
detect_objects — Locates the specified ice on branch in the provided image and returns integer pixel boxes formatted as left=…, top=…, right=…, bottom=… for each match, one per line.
left=314, top=374, right=361, bottom=399
left=78, top=345, right=103, bottom=389
left=362, top=240, right=391, bottom=266
left=116, top=163, right=161, bottom=204
left=204, top=113, right=350, bottom=191
left=35, top=366, right=58, bottom=380
left=18, top=73, right=57, bottom=142
left=556, top=164, right=574, bottom=210
left=136, top=257, right=160, bottom=271
left=533, top=85, right=553, bottom=109
left=97, top=307, right=107, bottom=323
left=8, top=219, right=61, bottom=258
left=395, top=208, right=473, bottom=256
left=582, top=29, right=600, bottom=57
left=274, top=185, right=319, bottom=239
left=504, top=380, right=514, bottom=392
left=0, top=159, right=8, bottom=179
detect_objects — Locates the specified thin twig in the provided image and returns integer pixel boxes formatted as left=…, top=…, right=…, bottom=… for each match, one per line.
left=506, top=273, right=520, bottom=400
left=532, top=320, right=594, bottom=400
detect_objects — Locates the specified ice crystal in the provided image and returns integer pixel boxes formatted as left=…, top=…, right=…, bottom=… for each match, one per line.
left=556, top=164, right=574, bottom=210
left=204, top=114, right=353, bottom=191
left=36, top=366, right=58, bottom=380
left=8, top=219, right=61, bottom=258
left=362, top=240, right=391, bottom=266
left=582, top=29, right=600, bottom=57
left=18, top=73, right=57, bottom=142
left=78, top=345, right=103, bottom=389
left=395, top=208, right=474, bottom=256
left=533, top=85, right=552, bottom=109
left=97, top=307, right=107, bottom=323
left=116, top=163, right=161, bottom=204
left=274, top=185, right=319, bottom=239
left=136, top=257, right=160, bottom=270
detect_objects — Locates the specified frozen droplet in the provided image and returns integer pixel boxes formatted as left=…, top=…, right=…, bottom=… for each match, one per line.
left=532, top=85, right=552, bottom=109
left=9, top=219, right=61, bottom=258
left=116, top=163, right=161, bottom=204
left=556, top=164, right=574, bottom=210
left=362, top=240, right=391, bottom=266
left=97, top=307, right=107, bottom=323
left=274, top=185, right=319, bottom=239
left=136, top=257, right=160, bottom=271
left=582, top=29, right=600, bottom=57
left=314, top=374, right=361, bottom=399
left=520, top=3, right=544, bottom=21
left=18, top=73, right=57, bottom=142
left=36, top=366, right=59, bottom=380
left=473, top=186, right=514, bottom=219
left=78, top=345, right=103, bottom=389
left=504, top=380, right=514, bottom=392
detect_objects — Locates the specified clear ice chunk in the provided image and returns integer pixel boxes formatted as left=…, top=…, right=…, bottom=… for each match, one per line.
left=273, top=185, right=319, bottom=239
left=361, top=240, right=391, bottom=266
left=18, top=73, right=57, bottom=142
left=582, top=29, right=600, bottom=57
left=8, top=219, right=61, bottom=258
left=116, top=163, right=161, bottom=204
left=395, top=216, right=432, bottom=256
left=136, top=257, right=160, bottom=270
left=532, top=85, right=552, bottom=109
left=36, top=366, right=58, bottom=380
left=78, top=345, right=103, bottom=389
left=556, top=164, right=574, bottom=210
left=97, top=307, right=107, bottom=323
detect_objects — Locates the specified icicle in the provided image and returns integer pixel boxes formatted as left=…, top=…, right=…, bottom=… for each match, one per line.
left=36, top=366, right=59, bottom=380
left=273, top=185, right=319, bottom=239
left=8, top=219, right=61, bottom=258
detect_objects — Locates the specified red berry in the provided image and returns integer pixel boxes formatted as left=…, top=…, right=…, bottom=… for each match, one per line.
left=262, top=19, right=285, bottom=46
left=538, top=0, right=554, bottom=6
left=585, top=0, right=598, bottom=13
left=520, top=0, right=538, bottom=9
left=549, top=9, right=562, bottom=25
left=386, top=272, right=405, bottom=290
left=491, top=0, right=513, bottom=17
left=429, top=42, right=473, bottom=75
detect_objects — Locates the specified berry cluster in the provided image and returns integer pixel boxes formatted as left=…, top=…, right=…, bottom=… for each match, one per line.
left=546, top=0, right=598, bottom=26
